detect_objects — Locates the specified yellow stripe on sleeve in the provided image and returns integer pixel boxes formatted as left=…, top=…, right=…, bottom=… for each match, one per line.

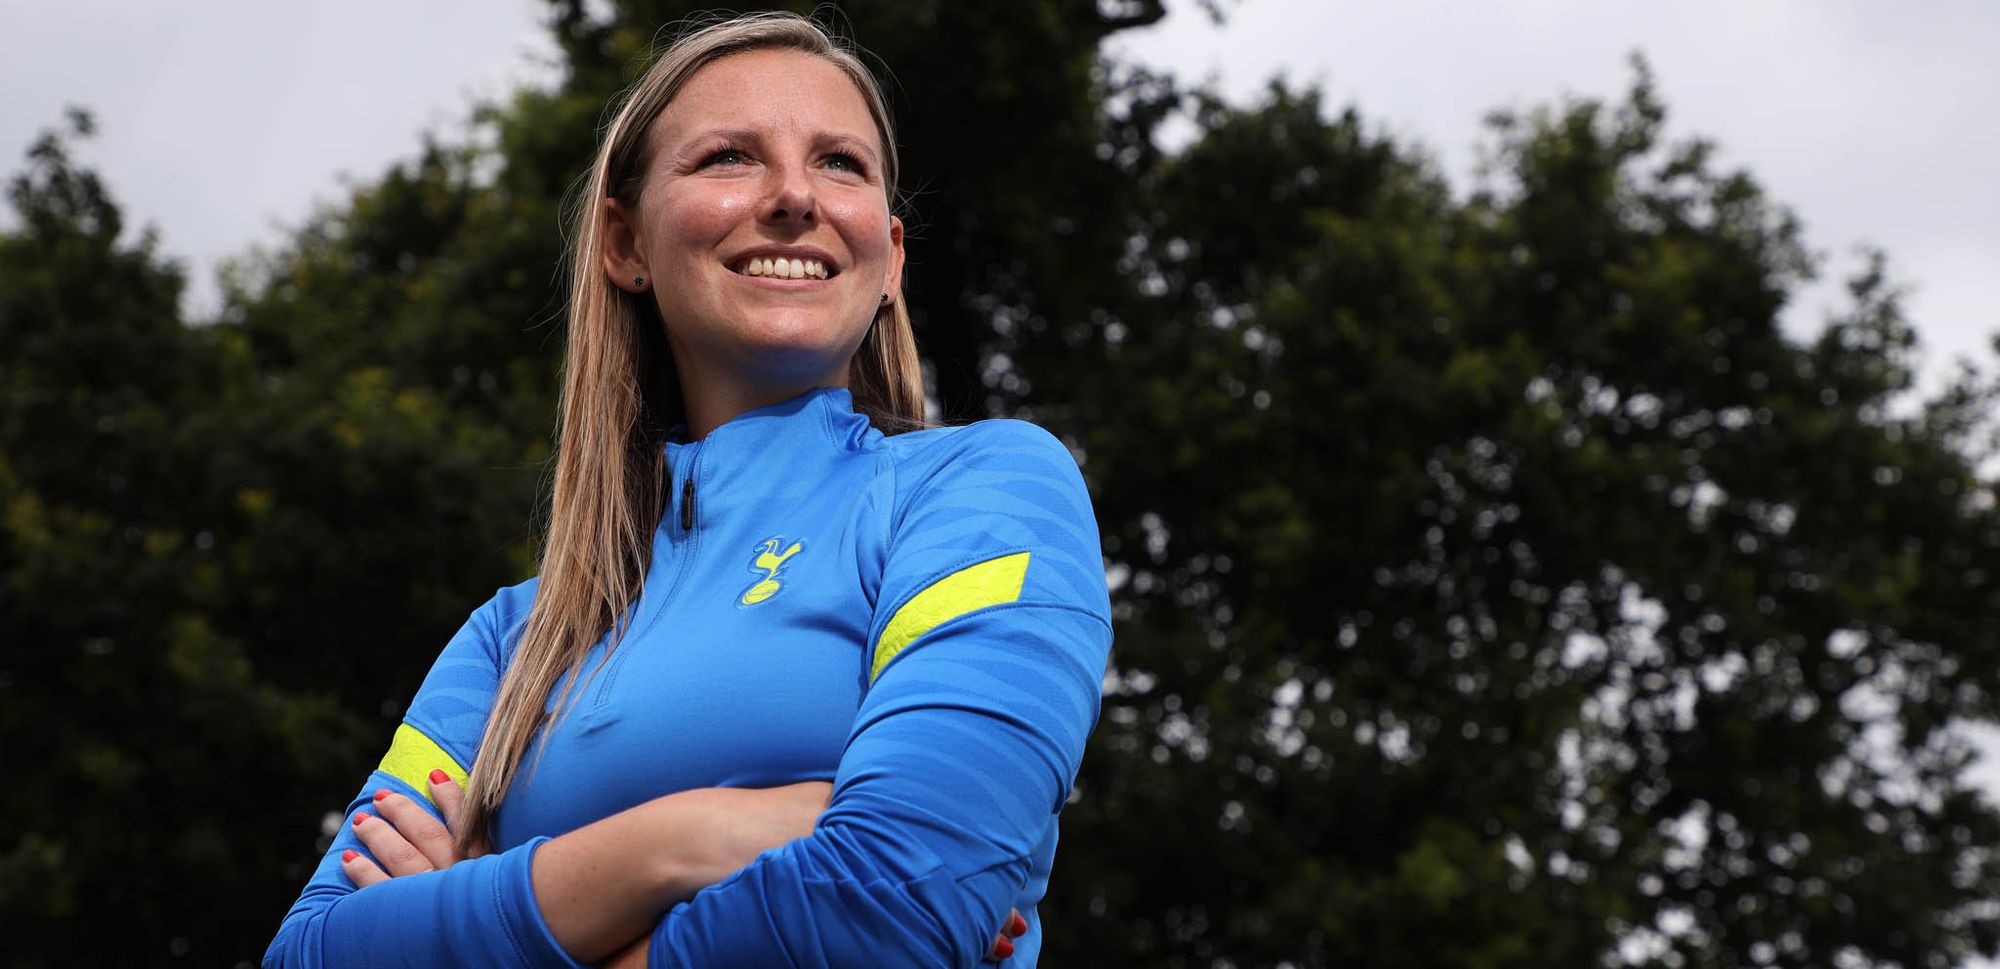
left=871, top=551, right=1032, bottom=682
left=377, top=723, right=469, bottom=806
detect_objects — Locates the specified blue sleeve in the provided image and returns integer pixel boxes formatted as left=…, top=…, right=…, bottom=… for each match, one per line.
left=647, top=420, right=1113, bottom=968
left=263, top=584, right=587, bottom=969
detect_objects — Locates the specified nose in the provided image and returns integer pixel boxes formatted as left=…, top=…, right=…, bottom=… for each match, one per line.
left=760, top=162, right=815, bottom=228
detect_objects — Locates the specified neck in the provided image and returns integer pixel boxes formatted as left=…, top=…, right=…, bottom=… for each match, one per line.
left=679, top=371, right=849, bottom=441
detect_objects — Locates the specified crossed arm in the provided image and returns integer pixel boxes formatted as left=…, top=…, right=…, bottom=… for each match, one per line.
left=341, top=772, right=841, bottom=960
left=340, top=774, right=1023, bottom=965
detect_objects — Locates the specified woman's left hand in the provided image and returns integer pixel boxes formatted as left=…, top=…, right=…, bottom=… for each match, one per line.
left=340, top=769, right=485, bottom=887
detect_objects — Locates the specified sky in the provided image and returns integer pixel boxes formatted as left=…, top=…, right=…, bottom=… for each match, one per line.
left=0, top=0, right=561, bottom=312
left=1105, top=0, right=2000, bottom=391
left=4, top=1, right=1996, bottom=389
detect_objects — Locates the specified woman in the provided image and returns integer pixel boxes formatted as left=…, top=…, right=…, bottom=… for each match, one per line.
left=263, top=12, right=1111, bottom=969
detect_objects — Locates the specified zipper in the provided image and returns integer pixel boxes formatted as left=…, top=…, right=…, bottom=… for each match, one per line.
left=586, top=444, right=700, bottom=717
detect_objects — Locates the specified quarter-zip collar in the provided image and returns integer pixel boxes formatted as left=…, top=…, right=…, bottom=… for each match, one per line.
left=663, top=387, right=877, bottom=538
left=588, top=386, right=875, bottom=725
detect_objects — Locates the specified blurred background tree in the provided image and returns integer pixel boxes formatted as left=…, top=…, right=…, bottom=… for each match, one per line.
left=4, top=1, right=1999, bottom=966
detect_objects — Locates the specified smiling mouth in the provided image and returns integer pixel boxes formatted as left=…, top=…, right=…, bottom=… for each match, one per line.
left=733, top=256, right=833, bottom=280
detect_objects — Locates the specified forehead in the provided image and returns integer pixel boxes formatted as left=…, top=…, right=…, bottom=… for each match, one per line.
left=654, top=48, right=881, bottom=149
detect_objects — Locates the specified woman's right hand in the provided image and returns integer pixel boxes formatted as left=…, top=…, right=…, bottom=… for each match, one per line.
left=340, top=768, right=484, bottom=887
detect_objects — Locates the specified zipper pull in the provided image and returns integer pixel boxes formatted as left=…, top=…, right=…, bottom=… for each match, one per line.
left=680, top=476, right=696, bottom=532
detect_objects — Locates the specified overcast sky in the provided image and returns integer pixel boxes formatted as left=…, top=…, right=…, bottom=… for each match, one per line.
left=1109, top=0, right=2000, bottom=389
left=1, top=0, right=561, bottom=311
left=5, top=1, right=1995, bottom=390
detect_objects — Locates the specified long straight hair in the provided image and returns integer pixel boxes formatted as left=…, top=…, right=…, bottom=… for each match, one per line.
left=458, top=12, right=925, bottom=850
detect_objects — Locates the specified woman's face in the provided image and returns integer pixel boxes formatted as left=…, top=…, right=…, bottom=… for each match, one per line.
left=605, top=48, right=903, bottom=408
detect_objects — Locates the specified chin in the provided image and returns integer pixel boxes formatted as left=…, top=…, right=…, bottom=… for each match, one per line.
left=737, top=313, right=863, bottom=358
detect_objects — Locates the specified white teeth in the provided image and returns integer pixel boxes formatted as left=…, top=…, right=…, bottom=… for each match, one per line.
left=737, top=256, right=830, bottom=279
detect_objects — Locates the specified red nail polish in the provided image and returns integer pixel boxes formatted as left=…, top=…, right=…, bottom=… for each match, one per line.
left=994, top=936, right=1014, bottom=959
left=430, top=769, right=451, bottom=785
left=1009, top=912, right=1027, bottom=935
left=353, top=812, right=370, bottom=826
left=373, top=789, right=391, bottom=802
left=342, top=849, right=359, bottom=863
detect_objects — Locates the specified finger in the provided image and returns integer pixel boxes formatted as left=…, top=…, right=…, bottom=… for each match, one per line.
left=986, top=933, right=1016, bottom=962
left=428, top=769, right=487, bottom=858
left=340, top=848, right=388, bottom=888
left=369, top=788, right=457, bottom=870
left=351, top=809, right=434, bottom=877
left=1005, top=909, right=1027, bottom=937
left=428, top=768, right=467, bottom=834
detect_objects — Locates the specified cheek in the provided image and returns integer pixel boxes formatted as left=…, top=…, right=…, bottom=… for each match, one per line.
left=646, top=188, right=755, bottom=261
left=830, top=199, right=893, bottom=260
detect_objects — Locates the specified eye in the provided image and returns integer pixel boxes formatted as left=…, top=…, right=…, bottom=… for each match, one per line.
left=825, top=152, right=865, bottom=174
left=699, top=147, right=747, bottom=168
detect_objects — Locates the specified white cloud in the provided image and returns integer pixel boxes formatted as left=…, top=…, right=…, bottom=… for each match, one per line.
left=1, top=0, right=558, bottom=313
left=1109, top=0, right=2000, bottom=390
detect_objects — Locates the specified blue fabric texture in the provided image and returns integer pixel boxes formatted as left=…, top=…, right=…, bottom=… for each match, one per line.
left=263, top=388, right=1112, bottom=968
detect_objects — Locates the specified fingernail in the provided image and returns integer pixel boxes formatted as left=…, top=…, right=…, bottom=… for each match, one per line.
left=1009, top=912, right=1027, bottom=935
left=342, top=849, right=359, bottom=863
left=430, top=769, right=451, bottom=785
left=353, top=812, right=371, bottom=827
left=994, top=936, right=1014, bottom=959
left=373, top=789, right=391, bottom=802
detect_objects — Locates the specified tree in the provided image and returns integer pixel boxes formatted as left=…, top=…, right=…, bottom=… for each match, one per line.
left=1055, top=63, right=2000, bottom=967
left=0, top=112, right=366, bottom=966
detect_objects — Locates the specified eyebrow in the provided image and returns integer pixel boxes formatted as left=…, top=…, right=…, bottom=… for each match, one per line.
left=671, top=127, right=883, bottom=167
left=816, top=133, right=883, bottom=167
left=664, top=127, right=754, bottom=164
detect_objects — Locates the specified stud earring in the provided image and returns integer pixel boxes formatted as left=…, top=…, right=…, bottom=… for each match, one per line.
left=634, top=275, right=645, bottom=288
left=880, top=293, right=889, bottom=304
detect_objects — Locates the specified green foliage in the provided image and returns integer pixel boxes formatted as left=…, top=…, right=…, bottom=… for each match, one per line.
left=1058, top=60, right=2000, bottom=968
left=4, top=8, right=1999, bottom=969
left=0, top=111, right=369, bottom=965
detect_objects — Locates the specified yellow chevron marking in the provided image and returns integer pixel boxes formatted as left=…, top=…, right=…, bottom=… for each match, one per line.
left=871, top=551, right=1031, bottom=682
left=376, top=723, right=467, bottom=805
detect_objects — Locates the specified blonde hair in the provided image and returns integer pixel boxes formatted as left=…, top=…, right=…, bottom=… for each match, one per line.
left=458, top=12, right=924, bottom=849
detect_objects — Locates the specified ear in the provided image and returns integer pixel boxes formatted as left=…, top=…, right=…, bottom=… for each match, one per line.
left=882, top=215, right=905, bottom=299
left=600, top=197, right=649, bottom=292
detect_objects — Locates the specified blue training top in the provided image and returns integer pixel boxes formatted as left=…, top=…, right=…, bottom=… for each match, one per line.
left=264, top=387, right=1114, bottom=968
